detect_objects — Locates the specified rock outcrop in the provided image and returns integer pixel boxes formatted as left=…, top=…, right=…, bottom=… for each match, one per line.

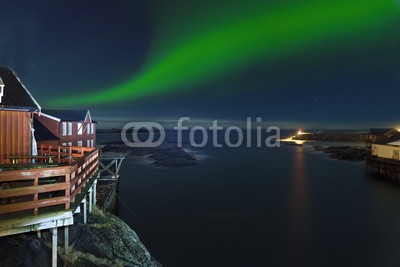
left=0, top=209, right=161, bottom=267
left=314, top=146, right=366, bottom=161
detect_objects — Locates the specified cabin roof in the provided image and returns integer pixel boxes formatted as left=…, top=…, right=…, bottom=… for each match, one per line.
left=0, top=67, right=41, bottom=111
left=41, top=109, right=91, bottom=122
left=369, top=128, right=396, bottom=136
left=33, top=118, right=59, bottom=142
left=377, top=132, right=400, bottom=145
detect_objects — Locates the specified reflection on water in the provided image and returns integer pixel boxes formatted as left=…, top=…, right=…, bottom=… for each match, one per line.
left=288, top=146, right=313, bottom=264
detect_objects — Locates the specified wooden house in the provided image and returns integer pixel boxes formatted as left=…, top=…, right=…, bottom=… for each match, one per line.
left=0, top=67, right=100, bottom=266
left=34, top=109, right=97, bottom=147
left=0, top=67, right=41, bottom=164
left=366, top=128, right=398, bottom=143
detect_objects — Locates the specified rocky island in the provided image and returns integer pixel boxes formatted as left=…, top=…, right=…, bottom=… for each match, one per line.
left=101, top=141, right=197, bottom=168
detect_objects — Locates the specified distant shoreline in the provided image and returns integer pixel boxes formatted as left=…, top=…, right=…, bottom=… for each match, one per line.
left=293, top=131, right=367, bottom=142
left=313, top=145, right=366, bottom=161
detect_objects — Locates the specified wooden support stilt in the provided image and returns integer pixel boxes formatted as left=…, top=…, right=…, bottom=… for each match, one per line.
left=93, top=179, right=97, bottom=206
left=51, top=227, right=58, bottom=267
left=88, top=187, right=93, bottom=213
left=82, top=198, right=87, bottom=224
left=64, top=226, right=69, bottom=255
left=37, top=230, right=41, bottom=239
left=98, top=160, right=117, bottom=178
left=98, top=153, right=125, bottom=179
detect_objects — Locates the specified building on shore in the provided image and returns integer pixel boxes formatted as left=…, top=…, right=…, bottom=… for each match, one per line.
left=34, top=109, right=97, bottom=147
left=0, top=67, right=99, bottom=266
left=366, top=128, right=398, bottom=144
left=366, top=128, right=400, bottom=181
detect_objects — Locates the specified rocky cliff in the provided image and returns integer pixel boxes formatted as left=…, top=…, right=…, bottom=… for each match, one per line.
left=0, top=209, right=161, bottom=267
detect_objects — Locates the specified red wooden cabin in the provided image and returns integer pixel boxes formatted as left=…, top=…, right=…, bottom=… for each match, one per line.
left=0, top=67, right=41, bottom=164
left=34, top=109, right=97, bottom=148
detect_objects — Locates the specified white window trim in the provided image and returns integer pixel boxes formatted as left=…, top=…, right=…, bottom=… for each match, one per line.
left=68, top=122, right=72, bottom=136
left=62, top=122, right=67, bottom=136
left=78, top=123, right=83, bottom=135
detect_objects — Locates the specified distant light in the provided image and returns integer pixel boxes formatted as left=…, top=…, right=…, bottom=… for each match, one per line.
left=294, top=140, right=305, bottom=145
left=297, top=129, right=304, bottom=135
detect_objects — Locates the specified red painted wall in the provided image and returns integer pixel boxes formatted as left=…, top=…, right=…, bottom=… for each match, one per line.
left=0, top=110, right=31, bottom=164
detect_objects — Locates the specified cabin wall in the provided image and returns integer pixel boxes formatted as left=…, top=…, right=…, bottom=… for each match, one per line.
left=36, top=140, right=59, bottom=147
left=0, top=110, right=31, bottom=164
left=59, top=119, right=96, bottom=147
left=92, top=122, right=97, bottom=147
left=371, top=144, right=400, bottom=160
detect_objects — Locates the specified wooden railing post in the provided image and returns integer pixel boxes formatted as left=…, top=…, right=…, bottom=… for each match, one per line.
left=34, top=177, right=38, bottom=215
left=65, top=172, right=70, bottom=210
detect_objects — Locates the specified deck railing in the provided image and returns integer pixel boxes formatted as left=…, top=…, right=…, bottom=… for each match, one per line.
left=39, top=144, right=96, bottom=164
left=0, top=145, right=98, bottom=216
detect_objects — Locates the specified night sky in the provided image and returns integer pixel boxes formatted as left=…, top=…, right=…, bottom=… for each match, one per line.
left=1, top=0, right=400, bottom=129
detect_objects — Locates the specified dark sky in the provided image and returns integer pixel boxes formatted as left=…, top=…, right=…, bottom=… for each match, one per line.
left=1, top=0, right=400, bottom=129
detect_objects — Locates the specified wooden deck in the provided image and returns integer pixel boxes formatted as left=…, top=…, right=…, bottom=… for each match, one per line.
left=0, top=144, right=99, bottom=234
left=0, top=144, right=101, bottom=266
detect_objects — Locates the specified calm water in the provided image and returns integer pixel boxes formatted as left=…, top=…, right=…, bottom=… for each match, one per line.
left=99, top=132, right=400, bottom=266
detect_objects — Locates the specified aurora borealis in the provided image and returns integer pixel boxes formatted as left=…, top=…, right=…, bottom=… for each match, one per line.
left=1, top=0, right=400, bottom=127
left=55, top=0, right=399, bottom=106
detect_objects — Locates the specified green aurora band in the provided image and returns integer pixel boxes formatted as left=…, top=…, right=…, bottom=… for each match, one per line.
left=56, top=0, right=399, bottom=106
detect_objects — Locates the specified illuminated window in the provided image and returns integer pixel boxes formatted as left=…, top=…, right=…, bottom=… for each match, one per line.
left=68, top=122, right=72, bottom=136
left=62, top=122, right=67, bottom=136
left=78, top=123, right=83, bottom=135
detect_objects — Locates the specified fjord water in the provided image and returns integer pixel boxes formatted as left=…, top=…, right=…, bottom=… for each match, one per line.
left=100, top=132, right=400, bottom=266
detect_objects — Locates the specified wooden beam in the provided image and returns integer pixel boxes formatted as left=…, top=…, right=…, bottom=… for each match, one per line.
left=0, top=196, right=69, bottom=214
left=0, top=166, right=69, bottom=182
left=0, top=210, right=73, bottom=232
left=0, top=183, right=68, bottom=198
